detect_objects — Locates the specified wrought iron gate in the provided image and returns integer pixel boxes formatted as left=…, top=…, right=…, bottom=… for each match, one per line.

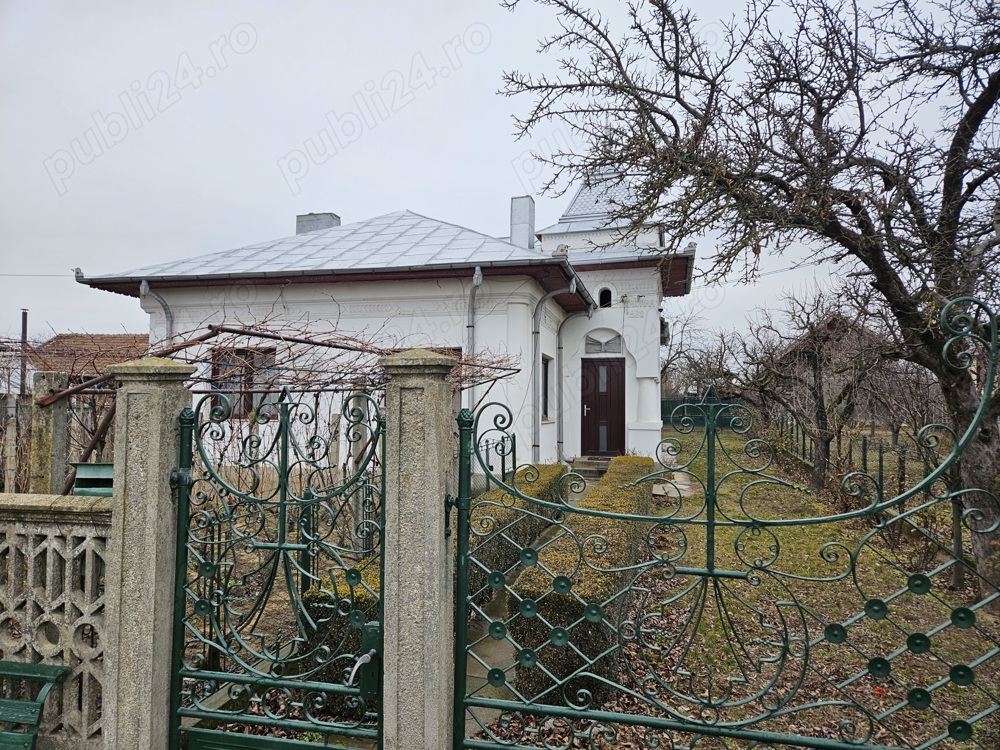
left=453, top=298, right=1000, bottom=749
left=170, top=389, right=384, bottom=749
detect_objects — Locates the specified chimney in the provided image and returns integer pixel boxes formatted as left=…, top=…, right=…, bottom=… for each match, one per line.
left=296, top=212, right=341, bottom=234
left=509, top=196, right=535, bottom=250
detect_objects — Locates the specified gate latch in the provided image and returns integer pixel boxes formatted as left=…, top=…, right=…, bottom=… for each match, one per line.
left=347, top=622, right=381, bottom=700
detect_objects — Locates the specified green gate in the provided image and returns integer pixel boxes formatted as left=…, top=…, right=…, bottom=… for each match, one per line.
left=454, top=299, right=1000, bottom=749
left=170, top=389, right=384, bottom=749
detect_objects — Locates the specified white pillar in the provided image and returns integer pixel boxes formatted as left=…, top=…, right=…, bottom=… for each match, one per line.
left=628, top=375, right=663, bottom=456
left=506, top=301, right=531, bottom=454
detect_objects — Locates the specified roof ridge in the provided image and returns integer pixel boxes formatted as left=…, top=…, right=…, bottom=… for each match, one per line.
left=400, top=209, right=549, bottom=257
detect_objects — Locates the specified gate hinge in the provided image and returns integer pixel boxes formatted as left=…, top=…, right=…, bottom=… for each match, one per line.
left=444, top=494, right=469, bottom=538
left=169, top=468, right=192, bottom=490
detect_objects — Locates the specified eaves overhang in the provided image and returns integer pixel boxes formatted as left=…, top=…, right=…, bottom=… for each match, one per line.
left=570, top=248, right=696, bottom=298
left=79, top=257, right=596, bottom=313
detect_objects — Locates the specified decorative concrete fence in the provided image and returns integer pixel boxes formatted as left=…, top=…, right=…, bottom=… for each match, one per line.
left=0, top=359, right=195, bottom=750
left=0, top=493, right=108, bottom=750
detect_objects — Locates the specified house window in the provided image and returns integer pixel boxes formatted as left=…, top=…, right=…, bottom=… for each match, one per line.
left=599, top=288, right=613, bottom=308
left=211, top=347, right=278, bottom=418
left=541, top=355, right=552, bottom=420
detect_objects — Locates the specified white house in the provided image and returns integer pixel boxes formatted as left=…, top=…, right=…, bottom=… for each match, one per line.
left=79, top=184, right=694, bottom=463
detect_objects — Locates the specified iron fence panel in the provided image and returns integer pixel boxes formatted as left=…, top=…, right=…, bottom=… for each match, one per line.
left=454, top=297, right=1000, bottom=750
left=170, top=388, right=385, bottom=750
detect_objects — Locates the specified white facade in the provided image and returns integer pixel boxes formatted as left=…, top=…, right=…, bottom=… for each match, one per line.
left=83, top=188, right=694, bottom=464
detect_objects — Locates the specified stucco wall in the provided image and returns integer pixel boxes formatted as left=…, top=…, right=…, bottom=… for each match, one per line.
left=141, top=266, right=663, bottom=463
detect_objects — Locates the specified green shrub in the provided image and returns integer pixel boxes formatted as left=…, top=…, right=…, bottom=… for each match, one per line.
left=507, top=456, right=654, bottom=707
left=299, top=561, right=380, bottom=682
left=467, top=464, right=568, bottom=606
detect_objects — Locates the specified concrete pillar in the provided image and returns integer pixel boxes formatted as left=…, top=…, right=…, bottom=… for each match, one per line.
left=29, top=371, right=69, bottom=494
left=629, top=375, right=664, bottom=456
left=103, top=357, right=195, bottom=750
left=380, top=349, right=459, bottom=750
left=3, top=407, right=17, bottom=492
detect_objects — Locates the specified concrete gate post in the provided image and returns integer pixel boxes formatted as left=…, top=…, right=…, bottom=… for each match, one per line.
left=28, top=371, right=70, bottom=494
left=103, top=357, right=195, bottom=750
left=380, top=349, right=459, bottom=750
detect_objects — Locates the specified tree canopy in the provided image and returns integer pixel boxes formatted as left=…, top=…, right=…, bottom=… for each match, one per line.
left=503, top=0, right=1000, bottom=584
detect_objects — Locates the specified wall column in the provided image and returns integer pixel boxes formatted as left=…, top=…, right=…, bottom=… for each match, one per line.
left=29, top=371, right=69, bottom=494
left=506, top=300, right=531, bottom=452
left=102, top=357, right=195, bottom=750
left=628, top=375, right=664, bottom=457
left=380, top=348, right=459, bottom=750
left=637, top=376, right=660, bottom=421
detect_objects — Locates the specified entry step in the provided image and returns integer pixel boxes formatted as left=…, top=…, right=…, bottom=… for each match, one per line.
left=569, top=456, right=611, bottom=479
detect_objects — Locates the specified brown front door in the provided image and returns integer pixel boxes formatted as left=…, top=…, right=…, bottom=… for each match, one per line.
left=580, top=358, right=625, bottom=456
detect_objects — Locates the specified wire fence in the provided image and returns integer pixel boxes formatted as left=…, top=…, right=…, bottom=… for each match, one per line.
left=775, top=413, right=948, bottom=497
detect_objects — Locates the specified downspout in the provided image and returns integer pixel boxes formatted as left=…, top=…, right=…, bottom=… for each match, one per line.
left=531, top=278, right=576, bottom=463
left=556, top=308, right=593, bottom=462
left=465, top=266, right=483, bottom=411
left=140, top=280, right=174, bottom=342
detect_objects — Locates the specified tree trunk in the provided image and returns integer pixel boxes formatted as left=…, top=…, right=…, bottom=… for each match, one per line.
left=940, top=373, right=1000, bottom=598
left=810, top=354, right=831, bottom=491
left=813, top=433, right=834, bottom=491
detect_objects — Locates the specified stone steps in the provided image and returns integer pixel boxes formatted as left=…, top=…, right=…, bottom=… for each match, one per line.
left=569, top=456, right=612, bottom=480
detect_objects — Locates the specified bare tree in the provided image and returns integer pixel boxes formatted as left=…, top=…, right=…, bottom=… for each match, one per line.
left=861, top=359, right=947, bottom=446
left=659, top=300, right=706, bottom=395
left=502, top=0, right=1000, bottom=586
left=714, top=288, right=883, bottom=489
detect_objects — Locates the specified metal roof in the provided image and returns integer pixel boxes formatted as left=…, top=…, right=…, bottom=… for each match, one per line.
left=79, top=210, right=598, bottom=312
left=537, top=178, right=636, bottom=235
left=99, top=210, right=554, bottom=278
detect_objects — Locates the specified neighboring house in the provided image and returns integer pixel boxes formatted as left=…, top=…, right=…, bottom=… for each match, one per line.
left=0, top=332, right=150, bottom=487
left=78, top=185, right=694, bottom=462
left=27, top=333, right=150, bottom=384
left=0, top=331, right=148, bottom=400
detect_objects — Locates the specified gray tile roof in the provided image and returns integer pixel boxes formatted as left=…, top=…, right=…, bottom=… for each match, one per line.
left=91, top=210, right=554, bottom=281
left=537, top=177, right=637, bottom=235
left=562, top=180, right=634, bottom=218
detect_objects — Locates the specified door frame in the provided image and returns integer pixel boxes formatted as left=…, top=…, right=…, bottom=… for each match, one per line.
left=579, top=357, right=626, bottom=457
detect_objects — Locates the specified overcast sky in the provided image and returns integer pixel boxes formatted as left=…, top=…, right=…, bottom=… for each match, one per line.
left=0, top=1, right=831, bottom=343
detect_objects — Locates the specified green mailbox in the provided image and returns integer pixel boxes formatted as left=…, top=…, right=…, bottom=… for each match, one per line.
left=70, top=462, right=114, bottom=497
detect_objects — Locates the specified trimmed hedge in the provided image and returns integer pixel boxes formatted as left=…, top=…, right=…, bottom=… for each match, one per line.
left=507, top=456, right=654, bottom=707
left=467, top=464, right=568, bottom=607
left=300, top=561, right=381, bottom=682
